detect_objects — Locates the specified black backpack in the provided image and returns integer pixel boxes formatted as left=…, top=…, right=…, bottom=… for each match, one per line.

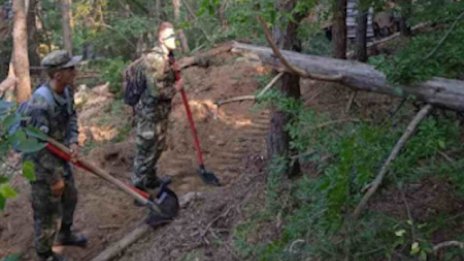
left=123, top=60, right=147, bottom=106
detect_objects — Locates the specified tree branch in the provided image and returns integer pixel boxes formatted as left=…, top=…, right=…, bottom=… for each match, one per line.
left=257, top=16, right=343, bottom=82
left=215, top=95, right=255, bottom=106
left=433, top=241, right=464, bottom=252
left=215, top=72, right=284, bottom=106
left=423, top=11, right=464, bottom=60
left=352, top=104, right=433, bottom=220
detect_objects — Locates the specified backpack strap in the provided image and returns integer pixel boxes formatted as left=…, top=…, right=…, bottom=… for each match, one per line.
left=64, top=87, right=72, bottom=115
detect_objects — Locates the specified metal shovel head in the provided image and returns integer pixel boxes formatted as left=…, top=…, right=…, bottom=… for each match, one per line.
left=145, top=187, right=179, bottom=228
left=198, top=165, right=220, bottom=186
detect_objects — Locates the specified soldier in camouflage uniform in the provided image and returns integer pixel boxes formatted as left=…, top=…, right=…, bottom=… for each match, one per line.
left=127, top=22, right=183, bottom=191
left=22, top=50, right=87, bottom=261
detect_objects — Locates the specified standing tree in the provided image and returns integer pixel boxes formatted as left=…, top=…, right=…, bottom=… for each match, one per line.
left=399, top=0, right=412, bottom=36
left=61, top=0, right=72, bottom=54
left=12, top=0, right=31, bottom=103
left=355, top=2, right=368, bottom=62
left=0, top=1, right=13, bottom=79
left=332, top=0, right=347, bottom=59
left=267, top=0, right=307, bottom=177
left=172, top=0, right=190, bottom=52
left=27, top=0, right=40, bottom=67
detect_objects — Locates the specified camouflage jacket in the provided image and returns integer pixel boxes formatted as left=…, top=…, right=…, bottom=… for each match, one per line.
left=23, top=84, right=78, bottom=184
left=128, top=45, right=176, bottom=101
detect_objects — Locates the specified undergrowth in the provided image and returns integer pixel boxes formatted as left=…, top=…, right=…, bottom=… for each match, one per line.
left=234, top=90, right=464, bottom=260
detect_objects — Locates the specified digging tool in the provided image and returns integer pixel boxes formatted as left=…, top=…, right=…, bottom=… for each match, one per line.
left=170, top=54, right=221, bottom=186
left=45, top=137, right=179, bottom=227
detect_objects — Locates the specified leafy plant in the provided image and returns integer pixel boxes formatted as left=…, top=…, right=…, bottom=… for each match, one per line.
left=237, top=89, right=463, bottom=260
left=0, top=100, right=45, bottom=210
left=371, top=1, right=464, bottom=84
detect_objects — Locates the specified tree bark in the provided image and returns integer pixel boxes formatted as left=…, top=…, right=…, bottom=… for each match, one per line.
left=231, top=42, right=464, bottom=112
left=332, top=0, right=347, bottom=59
left=399, top=0, right=412, bottom=36
left=0, top=2, right=12, bottom=79
left=153, top=0, right=167, bottom=22
left=12, top=0, right=31, bottom=103
left=172, top=0, right=189, bottom=52
left=267, top=0, right=304, bottom=177
left=355, top=8, right=368, bottom=62
left=26, top=0, right=39, bottom=66
left=61, top=0, right=72, bottom=54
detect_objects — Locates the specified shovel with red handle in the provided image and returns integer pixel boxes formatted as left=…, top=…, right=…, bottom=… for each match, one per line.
left=45, top=137, right=179, bottom=226
left=170, top=53, right=220, bottom=186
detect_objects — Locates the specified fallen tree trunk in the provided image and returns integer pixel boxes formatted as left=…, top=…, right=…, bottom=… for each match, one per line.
left=177, top=42, right=233, bottom=69
left=231, top=41, right=464, bottom=112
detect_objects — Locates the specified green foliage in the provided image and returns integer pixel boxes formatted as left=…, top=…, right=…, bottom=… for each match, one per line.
left=93, top=58, right=127, bottom=96
left=372, top=1, right=464, bottom=84
left=237, top=91, right=463, bottom=260
left=0, top=100, right=46, bottom=210
left=1, top=253, right=21, bottom=261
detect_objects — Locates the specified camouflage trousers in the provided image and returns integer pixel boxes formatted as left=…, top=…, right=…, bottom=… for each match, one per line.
left=132, top=92, right=172, bottom=188
left=30, top=164, right=77, bottom=256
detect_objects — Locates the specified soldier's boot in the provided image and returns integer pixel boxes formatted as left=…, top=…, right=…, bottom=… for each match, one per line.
left=55, top=224, right=88, bottom=248
left=134, top=175, right=163, bottom=192
left=133, top=176, right=171, bottom=207
left=37, top=251, right=67, bottom=261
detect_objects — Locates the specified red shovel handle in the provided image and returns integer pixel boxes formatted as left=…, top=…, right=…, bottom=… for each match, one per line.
left=46, top=140, right=150, bottom=200
left=172, top=59, right=205, bottom=166
left=179, top=88, right=205, bottom=165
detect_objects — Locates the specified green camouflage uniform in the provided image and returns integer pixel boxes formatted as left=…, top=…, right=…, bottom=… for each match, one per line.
left=22, top=50, right=81, bottom=258
left=128, top=45, right=176, bottom=188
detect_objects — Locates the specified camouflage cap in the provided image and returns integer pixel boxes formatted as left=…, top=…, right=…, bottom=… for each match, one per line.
left=41, top=50, right=82, bottom=69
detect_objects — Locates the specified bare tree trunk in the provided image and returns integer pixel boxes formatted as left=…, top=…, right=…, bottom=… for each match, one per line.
left=153, top=0, right=167, bottom=22
left=332, top=0, right=347, bottom=59
left=172, top=0, right=189, bottom=52
left=27, top=0, right=39, bottom=66
left=154, top=0, right=160, bottom=20
left=399, top=0, right=412, bottom=36
left=61, top=0, right=72, bottom=54
left=355, top=8, right=368, bottom=62
left=0, top=1, right=13, bottom=79
left=218, top=0, right=229, bottom=29
left=267, top=0, right=304, bottom=177
left=12, top=0, right=31, bottom=103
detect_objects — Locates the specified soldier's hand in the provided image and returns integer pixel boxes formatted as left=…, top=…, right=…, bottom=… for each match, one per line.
left=171, top=61, right=180, bottom=73
left=174, top=78, right=184, bottom=92
left=70, top=143, right=80, bottom=163
left=51, top=179, right=65, bottom=197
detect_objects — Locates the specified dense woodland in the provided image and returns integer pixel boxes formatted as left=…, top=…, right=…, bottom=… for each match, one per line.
left=1, top=0, right=464, bottom=260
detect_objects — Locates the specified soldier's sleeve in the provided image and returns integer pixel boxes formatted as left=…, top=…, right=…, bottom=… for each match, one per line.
left=27, top=95, right=50, bottom=134
left=143, top=52, right=165, bottom=93
left=67, top=87, right=79, bottom=145
left=26, top=95, right=66, bottom=185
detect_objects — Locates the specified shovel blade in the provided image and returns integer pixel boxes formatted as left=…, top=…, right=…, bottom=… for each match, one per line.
left=146, top=187, right=179, bottom=228
left=198, top=165, right=220, bottom=186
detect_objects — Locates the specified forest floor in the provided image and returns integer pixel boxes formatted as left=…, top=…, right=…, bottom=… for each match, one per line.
left=2, top=51, right=464, bottom=261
